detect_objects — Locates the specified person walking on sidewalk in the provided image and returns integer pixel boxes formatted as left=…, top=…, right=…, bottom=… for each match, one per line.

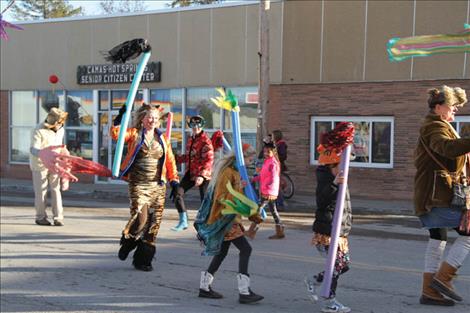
left=251, top=142, right=284, bottom=239
left=194, top=144, right=264, bottom=304
left=29, top=107, right=69, bottom=227
left=305, top=122, right=354, bottom=313
left=172, top=115, right=214, bottom=231
left=111, top=104, right=180, bottom=272
left=272, top=130, right=288, bottom=211
left=414, top=85, right=470, bottom=306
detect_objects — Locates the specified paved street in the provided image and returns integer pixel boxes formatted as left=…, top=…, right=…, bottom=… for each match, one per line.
left=1, top=198, right=469, bottom=313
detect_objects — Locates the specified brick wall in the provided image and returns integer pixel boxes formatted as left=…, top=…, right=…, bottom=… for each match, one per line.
left=268, top=80, right=470, bottom=201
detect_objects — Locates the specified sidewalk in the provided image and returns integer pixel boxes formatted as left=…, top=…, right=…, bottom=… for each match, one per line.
left=0, top=177, right=415, bottom=215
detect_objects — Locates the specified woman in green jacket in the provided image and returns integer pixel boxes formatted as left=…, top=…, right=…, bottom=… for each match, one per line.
left=414, top=85, right=470, bottom=306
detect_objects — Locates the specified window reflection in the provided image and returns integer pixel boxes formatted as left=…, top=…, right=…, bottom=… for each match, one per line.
left=66, top=91, right=93, bottom=127
left=352, top=122, right=370, bottom=163
left=314, top=122, right=332, bottom=160
left=38, top=91, right=65, bottom=123
left=12, top=91, right=37, bottom=126
left=111, top=90, right=143, bottom=110
left=186, top=88, right=220, bottom=129
left=224, top=87, right=258, bottom=131
left=372, top=122, right=391, bottom=163
left=11, top=127, right=33, bottom=162
left=66, top=130, right=93, bottom=160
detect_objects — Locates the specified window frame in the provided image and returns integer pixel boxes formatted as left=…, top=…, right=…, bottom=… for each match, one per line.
left=9, top=90, right=39, bottom=164
left=310, top=116, right=395, bottom=169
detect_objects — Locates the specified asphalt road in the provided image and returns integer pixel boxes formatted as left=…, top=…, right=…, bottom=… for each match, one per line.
left=1, top=200, right=469, bottom=313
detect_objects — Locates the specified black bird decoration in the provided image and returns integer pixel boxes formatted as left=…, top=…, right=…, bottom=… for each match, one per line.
left=102, top=38, right=151, bottom=64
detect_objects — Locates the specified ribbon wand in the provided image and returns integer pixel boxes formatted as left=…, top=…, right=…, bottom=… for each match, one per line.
left=107, top=39, right=152, bottom=177
left=320, top=144, right=352, bottom=298
left=210, top=88, right=266, bottom=219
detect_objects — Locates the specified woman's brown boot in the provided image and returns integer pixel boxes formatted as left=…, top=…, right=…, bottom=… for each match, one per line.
left=420, top=272, right=454, bottom=306
left=430, top=262, right=462, bottom=301
left=268, top=224, right=285, bottom=239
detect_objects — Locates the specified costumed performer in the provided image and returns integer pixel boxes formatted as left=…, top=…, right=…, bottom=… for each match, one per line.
left=171, top=115, right=214, bottom=231
left=111, top=103, right=180, bottom=272
left=29, top=107, right=70, bottom=226
left=305, top=122, right=354, bottom=313
left=195, top=143, right=264, bottom=304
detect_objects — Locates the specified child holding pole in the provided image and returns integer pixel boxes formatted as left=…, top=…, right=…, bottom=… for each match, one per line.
left=305, top=122, right=354, bottom=313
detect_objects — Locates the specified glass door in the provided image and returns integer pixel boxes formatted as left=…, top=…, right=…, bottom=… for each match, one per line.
left=96, top=89, right=143, bottom=183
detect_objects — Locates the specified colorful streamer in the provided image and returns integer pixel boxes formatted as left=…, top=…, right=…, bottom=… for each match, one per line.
left=211, top=88, right=266, bottom=219
left=111, top=50, right=151, bottom=177
left=320, top=145, right=352, bottom=298
left=0, top=0, right=23, bottom=41
left=387, top=24, right=470, bottom=62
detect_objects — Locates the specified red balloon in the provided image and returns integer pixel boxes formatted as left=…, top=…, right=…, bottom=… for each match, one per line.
left=49, top=75, right=59, bottom=84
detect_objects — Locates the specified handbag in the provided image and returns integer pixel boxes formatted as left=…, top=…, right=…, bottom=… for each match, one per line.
left=420, top=137, right=470, bottom=234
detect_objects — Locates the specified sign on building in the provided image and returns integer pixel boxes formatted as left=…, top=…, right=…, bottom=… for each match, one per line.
left=77, top=62, right=161, bottom=85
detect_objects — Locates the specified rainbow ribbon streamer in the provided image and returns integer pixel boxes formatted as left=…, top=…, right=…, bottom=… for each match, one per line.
left=112, top=51, right=151, bottom=177
left=387, top=24, right=470, bottom=62
left=211, top=88, right=266, bottom=219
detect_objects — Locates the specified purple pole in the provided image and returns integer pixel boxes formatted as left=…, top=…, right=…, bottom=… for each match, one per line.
left=320, top=144, right=352, bottom=298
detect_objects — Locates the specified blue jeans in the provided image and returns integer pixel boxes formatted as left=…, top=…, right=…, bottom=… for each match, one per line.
left=419, top=207, right=462, bottom=229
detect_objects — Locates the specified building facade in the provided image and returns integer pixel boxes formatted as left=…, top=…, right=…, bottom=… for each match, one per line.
left=1, top=0, right=469, bottom=201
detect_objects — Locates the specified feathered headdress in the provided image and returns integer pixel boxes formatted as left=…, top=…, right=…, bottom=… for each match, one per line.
left=102, top=38, right=151, bottom=64
left=211, top=130, right=224, bottom=151
left=317, top=122, right=355, bottom=165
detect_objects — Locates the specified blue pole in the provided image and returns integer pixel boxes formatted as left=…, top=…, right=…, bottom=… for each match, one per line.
left=231, top=110, right=266, bottom=219
left=111, top=51, right=151, bottom=177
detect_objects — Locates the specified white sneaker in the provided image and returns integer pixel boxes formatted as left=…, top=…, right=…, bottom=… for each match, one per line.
left=303, top=276, right=320, bottom=302
left=321, top=298, right=351, bottom=313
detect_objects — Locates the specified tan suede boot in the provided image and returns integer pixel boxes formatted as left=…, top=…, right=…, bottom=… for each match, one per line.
left=419, top=272, right=454, bottom=306
left=268, top=224, right=285, bottom=239
left=431, top=262, right=462, bottom=302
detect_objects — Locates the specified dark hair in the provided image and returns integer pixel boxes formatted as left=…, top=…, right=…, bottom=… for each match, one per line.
left=272, top=129, right=283, bottom=141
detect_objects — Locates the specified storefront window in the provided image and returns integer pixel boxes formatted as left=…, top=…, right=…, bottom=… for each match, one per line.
left=10, top=91, right=37, bottom=162
left=38, top=91, right=65, bottom=123
left=66, top=129, right=93, bottom=159
left=454, top=117, right=470, bottom=138
left=150, top=88, right=183, bottom=128
left=111, top=90, right=143, bottom=110
left=310, top=117, right=394, bottom=168
left=11, top=128, right=32, bottom=163
left=12, top=91, right=37, bottom=126
left=66, top=91, right=94, bottom=127
left=99, top=90, right=109, bottom=111
left=186, top=87, right=221, bottom=129
left=223, top=86, right=258, bottom=131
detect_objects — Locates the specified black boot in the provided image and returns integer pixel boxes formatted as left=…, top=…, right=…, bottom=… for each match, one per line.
left=132, top=241, right=156, bottom=272
left=237, top=274, right=264, bottom=304
left=118, top=235, right=138, bottom=261
left=239, top=289, right=264, bottom=304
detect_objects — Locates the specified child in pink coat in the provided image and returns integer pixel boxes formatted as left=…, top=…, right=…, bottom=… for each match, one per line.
left=252, top=142, right=285, bottom=239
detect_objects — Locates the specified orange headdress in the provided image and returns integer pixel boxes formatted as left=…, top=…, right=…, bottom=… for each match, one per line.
left=317, top=122, right=355, bottom=165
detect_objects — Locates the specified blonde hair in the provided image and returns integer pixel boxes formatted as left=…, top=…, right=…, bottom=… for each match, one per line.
left=428, top=85, right=467, bottom=109
left=132, top=103, right=161, bottom=129
left=208, top=145, right=256, bottom=191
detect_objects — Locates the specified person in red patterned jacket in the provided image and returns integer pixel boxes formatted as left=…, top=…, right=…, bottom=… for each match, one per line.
left=171, top=115, right=214, bottom=231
